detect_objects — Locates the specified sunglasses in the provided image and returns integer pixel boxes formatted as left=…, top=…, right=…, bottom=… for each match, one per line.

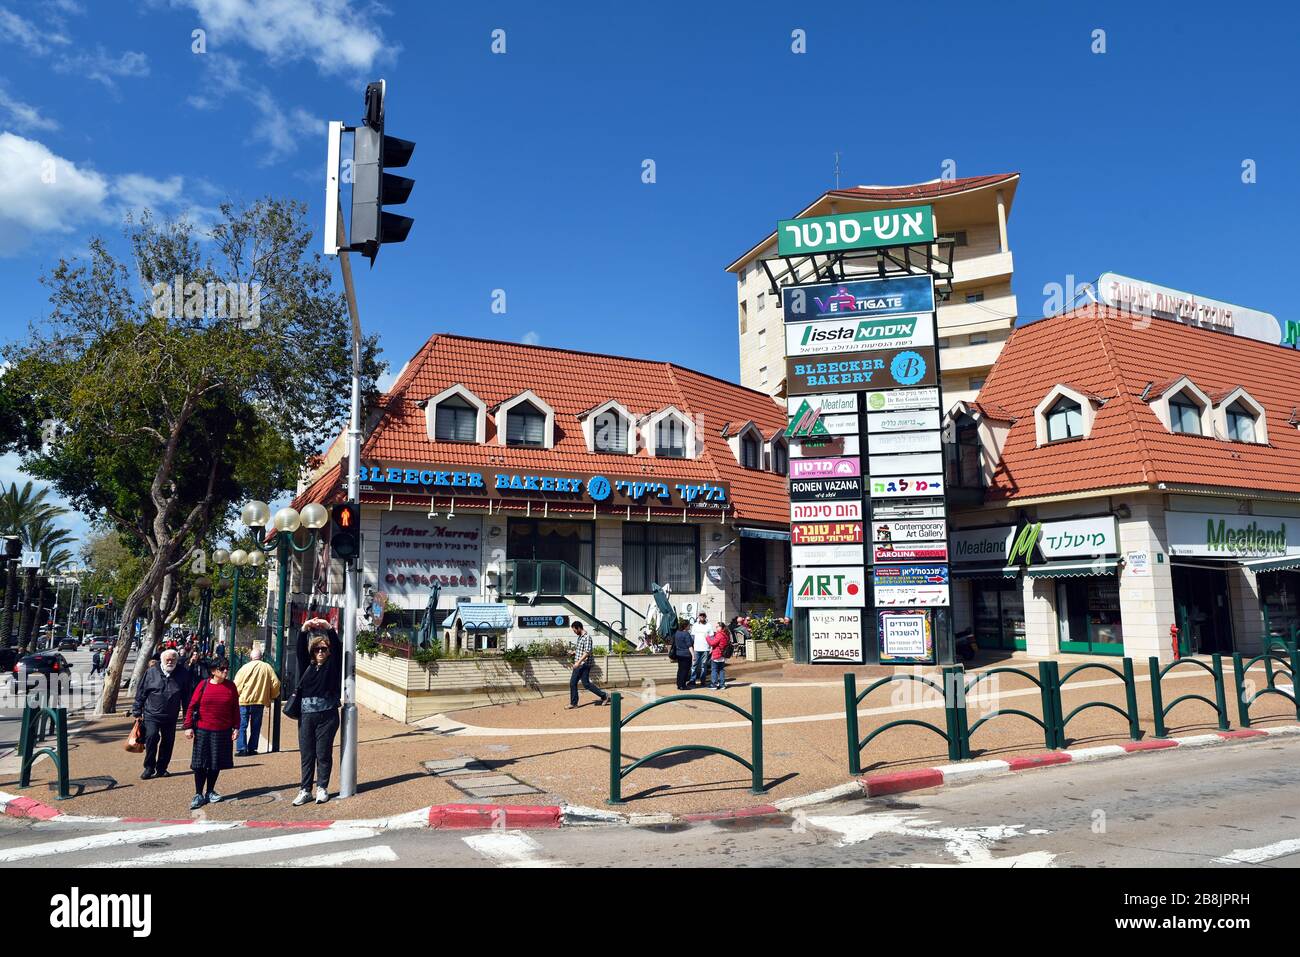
left=313, top=647, right=330, bottom=654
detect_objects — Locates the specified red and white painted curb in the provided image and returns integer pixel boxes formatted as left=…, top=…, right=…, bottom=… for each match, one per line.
left=4, top=724, right=1297, bottom=830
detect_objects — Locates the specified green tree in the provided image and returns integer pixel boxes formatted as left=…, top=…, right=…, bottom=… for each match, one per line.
left=0, top=481, right=76, bottom=569
left=0, top=199, right=383, bottom=711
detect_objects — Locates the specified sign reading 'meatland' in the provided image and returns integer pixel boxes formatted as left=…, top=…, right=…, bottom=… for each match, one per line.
left=777, top=205, right=935, bottom=256
left=1166, top=511, right=1297, bottom=558
left=358, top=463, right=730, bottom=510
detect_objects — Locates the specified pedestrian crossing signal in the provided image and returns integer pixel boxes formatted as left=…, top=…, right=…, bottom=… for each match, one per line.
left=330, top=503, right=360, bottom=562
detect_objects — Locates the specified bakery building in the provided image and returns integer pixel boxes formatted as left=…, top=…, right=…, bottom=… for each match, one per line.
left=944, top=301, right=1300, bottom=662
left=291, top=334, right=791, bottom=648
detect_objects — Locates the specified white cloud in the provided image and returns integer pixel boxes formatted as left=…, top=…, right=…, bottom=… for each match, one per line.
left=521, top=331, right=541, bottom=346
left=53, top=47, right=150, bottom=90
left=0, top=82, right=59, bottom=132
left=188, top=55, right=322, bottom=164
left=178, top=0, right=391, bottom=74
left=0, top=133, right=193, bottom=256
left=0, top=5, right=71, bottom=55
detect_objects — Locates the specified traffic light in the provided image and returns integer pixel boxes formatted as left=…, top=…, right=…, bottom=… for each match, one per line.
left=3, top=536, right=20, bottom=559
left=330, top=502, right=361, bottom=562
left=350, top=79, right=414, bottom=265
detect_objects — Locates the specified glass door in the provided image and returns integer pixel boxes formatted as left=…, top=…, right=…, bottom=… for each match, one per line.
left=973, top=581, right=1024, bottom=651
left=1057, top=577, right=1124, bottom=655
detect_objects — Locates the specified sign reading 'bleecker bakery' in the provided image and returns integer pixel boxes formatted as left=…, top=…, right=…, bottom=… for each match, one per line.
left=782, top=275, right=936, bottom=322
left=785, top=313, right=935, bottom=358
left=786, top=347, right=938, bottom=395
left=789, top=476, right=864, bottom=502
left=360, top=464, right=729, bottom=510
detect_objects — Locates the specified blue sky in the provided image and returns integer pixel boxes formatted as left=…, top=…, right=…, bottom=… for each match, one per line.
left=0, top=0, right=1296, bottom=551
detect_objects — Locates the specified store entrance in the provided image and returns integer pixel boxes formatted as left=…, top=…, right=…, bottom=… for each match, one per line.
left=1171, top=565, right=1234, bottom=655
left=973, top=580, right=1025, bottom=652
left=1056, top=576, right=1124, bottom=656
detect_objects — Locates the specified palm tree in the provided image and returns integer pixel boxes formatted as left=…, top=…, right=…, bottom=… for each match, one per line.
left=0, top=481, right=75, bottom=571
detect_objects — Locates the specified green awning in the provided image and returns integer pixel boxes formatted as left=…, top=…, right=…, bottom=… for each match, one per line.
left=1243, top=555, right=1300, bottom=574
left=1022, top=558, right=1119, bottom=578
left=951, top=564, right=1019, bottom=579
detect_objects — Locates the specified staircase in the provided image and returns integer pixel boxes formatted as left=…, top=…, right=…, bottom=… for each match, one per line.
left=498, top=560, right=649, bottom=647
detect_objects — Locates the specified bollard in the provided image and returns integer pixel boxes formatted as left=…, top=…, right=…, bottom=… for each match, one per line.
left=1037, top=660, right=1060, bottom=749
left=843, top=673, right=861, bottom=776
left=608, top=691, right=623, bottom=805
left=1231, top=654, right=1251, bottom=728
left=1148, top=657, right=1168, bottom=738
left=749, top=686, right=764, bottom=794
left=1211, top=655, right=1230, bottom=731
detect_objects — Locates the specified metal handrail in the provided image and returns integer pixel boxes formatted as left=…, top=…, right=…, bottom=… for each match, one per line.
left=501, top=559, right=649, bottom=646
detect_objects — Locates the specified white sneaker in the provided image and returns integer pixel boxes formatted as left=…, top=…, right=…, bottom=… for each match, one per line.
left=315, top=787, right=329, bottom=804
left=291, top=789, right=311, bottom=806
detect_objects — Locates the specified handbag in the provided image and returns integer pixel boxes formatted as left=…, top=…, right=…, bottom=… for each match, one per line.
left=283, top=689, right=302, bottom=721
left=124, top=718, right=145, bottom=753
left=190, top=679, right=208, bottom=727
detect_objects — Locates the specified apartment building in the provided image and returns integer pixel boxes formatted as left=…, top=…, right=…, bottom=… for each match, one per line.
left=726, top=173, right=1020, bottom=406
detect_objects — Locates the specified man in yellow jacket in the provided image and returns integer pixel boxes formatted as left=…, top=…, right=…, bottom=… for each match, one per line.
left=233, top=647, right=282, bottom=757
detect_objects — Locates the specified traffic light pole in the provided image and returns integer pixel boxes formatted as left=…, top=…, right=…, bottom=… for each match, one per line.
left=336, top=194, right=362, bottom=799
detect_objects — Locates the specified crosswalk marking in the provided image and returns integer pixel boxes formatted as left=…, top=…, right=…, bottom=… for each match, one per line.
left=277, top=845, right=398, bottom=867
left=806, top=813, right=1056, bottom=868
left=91, top=827, right=381, bottom=868
left=463, top=830, right=565, bottom=868
left=1213, top=838, right=1300, bottom=865
left=0, top=822, right=241, bottom=864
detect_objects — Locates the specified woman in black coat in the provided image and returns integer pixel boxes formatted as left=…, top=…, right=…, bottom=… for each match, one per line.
left=672, top=618, right=695, bottom=690
left=292, top=618, right=343, bottom=806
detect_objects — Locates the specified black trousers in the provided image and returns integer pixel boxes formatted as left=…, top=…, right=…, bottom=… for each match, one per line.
left=569, top=662, right=607, bottom=706
left=298, top=708, right=340, bottom=791
left=676, top=655, right=692, bottom=689
left=142, top=717, right=176, bottom=774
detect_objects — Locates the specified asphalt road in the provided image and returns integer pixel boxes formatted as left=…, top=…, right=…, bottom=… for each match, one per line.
left=2, top=734, right=1298, bottom=868
left=0, top=646, right=136, bottom=750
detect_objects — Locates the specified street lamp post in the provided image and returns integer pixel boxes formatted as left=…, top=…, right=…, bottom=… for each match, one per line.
left=230, top=500, right=330, bottom=754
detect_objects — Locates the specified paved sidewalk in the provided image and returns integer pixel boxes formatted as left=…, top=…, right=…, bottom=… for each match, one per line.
left=2, top=659, right=1294, bottom=820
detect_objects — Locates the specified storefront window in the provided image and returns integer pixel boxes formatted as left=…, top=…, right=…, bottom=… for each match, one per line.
left=507, top=519, right=594, bottom=592
left=1057, top=577, right=1123, bottom=653
left=623, top=524, right=699, bottom=594
left=973, top=580, right=1024, bottom=651
left=1259, top=570, right=1300, bottom=643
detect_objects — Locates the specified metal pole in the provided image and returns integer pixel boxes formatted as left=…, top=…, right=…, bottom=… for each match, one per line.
left=229, top=569, right=240, bottom=656
left=337, top=198, right=362, bottom=799
left=273, top=533, right=290, bottom=753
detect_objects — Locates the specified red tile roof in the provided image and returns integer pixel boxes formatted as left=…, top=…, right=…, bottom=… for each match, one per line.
left=300, top=334, right=790, bottom=525
left=975, top=305, right=1300, bottom=501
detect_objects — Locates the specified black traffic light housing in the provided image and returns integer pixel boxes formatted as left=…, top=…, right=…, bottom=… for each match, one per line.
left=330, top=502, right=361, bottom=562
left=350, top=80, right=415, bottom=265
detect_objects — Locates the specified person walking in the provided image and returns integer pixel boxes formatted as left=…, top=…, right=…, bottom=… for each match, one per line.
left=91, top=649, right=102, bottom=675
left=131, top=646, right=192, bottom=780
left=689, top=612, right=712, bottom=688
left=183, top=657, right=240, bottom=810
left=293, top=618, right=342, bottom=805
left=707, top=621, right=731, bottom=690
left=566, top=621, right=608, bottom=709
left=232, top=647, right=281, bottom=757
left=672, top=618, right=694, bottom=690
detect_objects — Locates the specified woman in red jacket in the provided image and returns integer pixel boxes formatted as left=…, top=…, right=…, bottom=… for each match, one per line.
left=183, top=657, right=241, bottom=811
left=707, top=623, right=731, bottom=691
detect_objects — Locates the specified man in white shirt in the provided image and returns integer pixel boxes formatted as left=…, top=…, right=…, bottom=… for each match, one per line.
left=689, top=613, right=712, bottom=689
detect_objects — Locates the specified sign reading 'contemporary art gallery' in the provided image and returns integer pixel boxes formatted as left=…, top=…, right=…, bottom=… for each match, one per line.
left=777, top=205, right=936, bottom=256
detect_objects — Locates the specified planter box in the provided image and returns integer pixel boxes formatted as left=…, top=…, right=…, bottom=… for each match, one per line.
left=746, top=639, right=792, bottom=663
left=356, top=652, right=679, bottom=724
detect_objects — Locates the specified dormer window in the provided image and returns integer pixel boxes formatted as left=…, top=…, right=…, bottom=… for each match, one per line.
left=656, top=417, right=688, bottom=458
left=435, top=395, right=477, bottom=442
left=496, top=390, right=556, bottom=448
left=1225, top=402, right=1255, bottom=442
left=771, top=437, right=788, bottom=475
left=1046, top=397, right=1083, bottom=441
left=1033, top=384, right=1099, bottom=447
left=593, top=409, right=629, bottom=453
left=426, top=385, right=488, bottom=444
left=741, top=434, right=761, bottom=469
left=1169, top=394, right=1203, bottom=435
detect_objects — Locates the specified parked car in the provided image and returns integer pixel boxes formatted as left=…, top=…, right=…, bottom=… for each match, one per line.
left=10, top=652, right=73, bottom=694
left=0, top=647, right=19, bottom=675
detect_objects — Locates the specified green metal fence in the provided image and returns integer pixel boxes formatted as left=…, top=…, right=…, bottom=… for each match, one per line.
left=1055, top=659, right=1142, bottom=744
left=18, top=700, right=70, bottom=800
left=1148, top=654, right=1229, bottom=737
left=608, top=688, right=764, bottom=805
left=844, top=669, right=968, bottom=773
left=964, top=663, right=1061, bottom=751
left=1231, top=646, right=1300, bottom=727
